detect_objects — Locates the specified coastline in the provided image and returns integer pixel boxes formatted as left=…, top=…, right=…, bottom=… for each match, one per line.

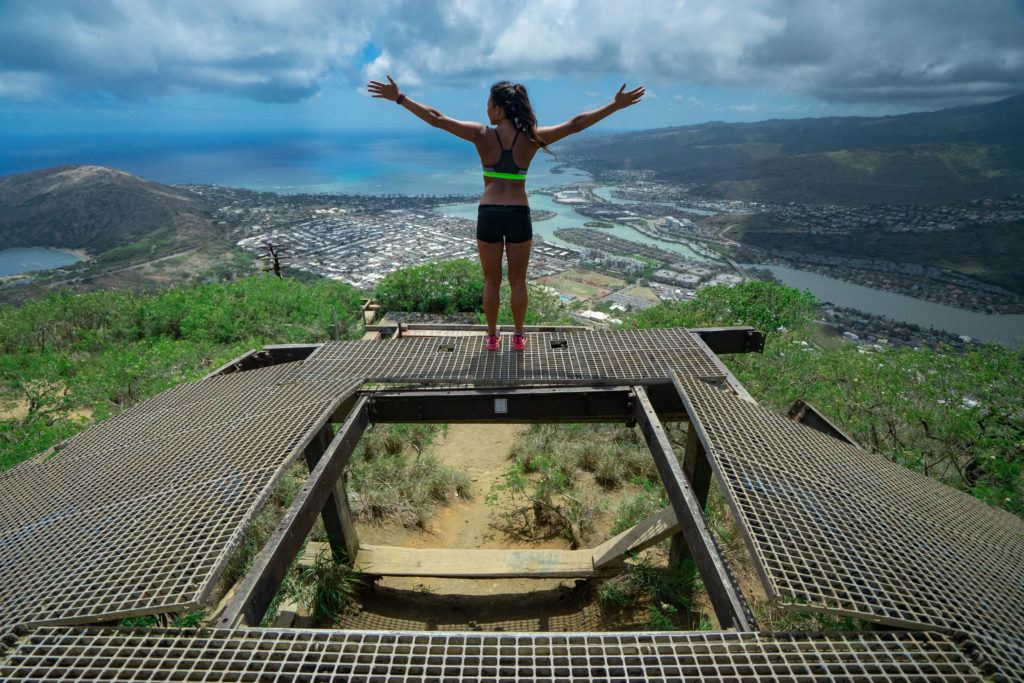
left=62, top=247, right=92, bottom=262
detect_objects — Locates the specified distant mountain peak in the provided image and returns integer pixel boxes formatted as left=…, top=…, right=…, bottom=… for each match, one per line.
left=0, top=165, right=212, bottom=253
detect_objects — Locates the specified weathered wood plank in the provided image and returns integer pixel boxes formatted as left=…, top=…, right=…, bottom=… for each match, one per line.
left=591, top=506, right=680, bottom=568
left=672, top=423, right=715, bottom=564
left=201, top=349, right=259, bottom=380
left=303, top=427, right=360, bottom=562
left=787, top=398, right=861, bottom=447
left=216, top=395, right=370, bottom=628
left=353, top=545, right=601, bottom=578
left=633, top=385, right=756, bottom=631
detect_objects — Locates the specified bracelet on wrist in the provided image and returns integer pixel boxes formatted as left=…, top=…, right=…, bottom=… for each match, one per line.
left=395, top=93, right=406, bottom=105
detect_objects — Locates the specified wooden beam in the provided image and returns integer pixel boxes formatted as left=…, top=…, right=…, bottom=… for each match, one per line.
left=689, top=333, right=756, bottom=403
left=369, top=385, right=687, bottom=424
left=216, top=396, right=371, bottom=628
left=260, top=344, right=321, bottom=364
left=688, top=327, right=765, bottom=354
left=671, top=424, right=715, bottom=564
left=202, top=344, right=322, bottom=380
left=398, top=323, right=591, bottom=333
left=632, top=385, right=757, bottom=631
left=303, top=427, right=359, bottom=563
left=788, top=399, right=860, bottom=447
left=591, top=506, right=680, bottom=569
left=202, top=349, right=259, bottom=380
left=352, top=544, right=604, bottom=578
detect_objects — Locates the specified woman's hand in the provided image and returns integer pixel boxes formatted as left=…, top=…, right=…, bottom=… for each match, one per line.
left=367, top=74, right=401, bottom=102
left=612, top=83, right=645, bottom=110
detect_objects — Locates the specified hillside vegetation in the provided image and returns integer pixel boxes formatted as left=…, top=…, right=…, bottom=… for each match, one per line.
left=2, top=266, right=1019, bottom=516
left=562, top=94, right=1024, bottom=204
left=0, top=275, right=362, bottom=469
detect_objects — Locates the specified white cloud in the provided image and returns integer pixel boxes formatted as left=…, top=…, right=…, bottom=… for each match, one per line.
left=0, top=0, right=1021, bottom=106
left=361, top=0, right=1024, bottom=105
left=0, top=0, right=371, bottom=102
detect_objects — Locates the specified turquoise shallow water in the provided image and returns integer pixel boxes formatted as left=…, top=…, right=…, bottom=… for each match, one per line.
left=0, top=247, right=81, bottom=276
left=437, top=193, right=711, bottom=261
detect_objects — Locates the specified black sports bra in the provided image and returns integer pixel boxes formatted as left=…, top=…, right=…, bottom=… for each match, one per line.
left=482, top=128, right=527, bottom=180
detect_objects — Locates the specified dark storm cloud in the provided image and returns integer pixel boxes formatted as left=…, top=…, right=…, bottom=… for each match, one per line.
left=0, top=1, right=1021, bottom=106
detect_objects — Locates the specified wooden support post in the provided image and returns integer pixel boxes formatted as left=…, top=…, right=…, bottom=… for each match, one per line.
left=632, top=385, right=756, bottom=631
left=303, top=426, right=360, bottom=563
left=672, top=424, right=715, bottom=563
left=217, top=396, right=370, bottom=628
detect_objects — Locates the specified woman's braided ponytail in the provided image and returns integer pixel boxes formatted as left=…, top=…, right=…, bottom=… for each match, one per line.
left=491, top=81, right=547, bottom=148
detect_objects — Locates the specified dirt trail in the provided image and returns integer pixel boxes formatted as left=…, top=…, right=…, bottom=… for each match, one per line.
left=344, top=423, right=610, bottom=630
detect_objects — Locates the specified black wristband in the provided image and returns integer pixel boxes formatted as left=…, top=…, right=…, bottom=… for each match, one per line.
left=395, top=93, right=405, bottom=105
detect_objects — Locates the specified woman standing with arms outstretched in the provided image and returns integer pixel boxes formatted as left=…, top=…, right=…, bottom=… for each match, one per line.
left=367, top=76, right=645, bottom=351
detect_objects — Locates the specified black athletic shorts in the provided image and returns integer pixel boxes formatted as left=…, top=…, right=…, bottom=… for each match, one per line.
left=476, top=204, right=533, bottom=243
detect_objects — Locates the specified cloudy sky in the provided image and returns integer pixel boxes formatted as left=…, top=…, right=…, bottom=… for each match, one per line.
left=1, top=0, right=1022, bottom=135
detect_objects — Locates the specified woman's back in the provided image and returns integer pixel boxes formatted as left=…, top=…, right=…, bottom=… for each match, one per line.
left=476, top=123, right=539, bottom=205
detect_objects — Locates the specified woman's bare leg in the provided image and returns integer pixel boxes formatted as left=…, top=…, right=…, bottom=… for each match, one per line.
left=477, top=239, right=504, bottom=334
left=505, top=239, right=532, bottom=333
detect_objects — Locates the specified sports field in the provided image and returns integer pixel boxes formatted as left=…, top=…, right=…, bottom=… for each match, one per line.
left=536, top=269, right=627, bottom=301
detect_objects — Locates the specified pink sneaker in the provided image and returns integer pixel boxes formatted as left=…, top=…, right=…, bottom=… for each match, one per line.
left=485, top=333, right=501, bottom=351
left=512, top=333, right=527, bottom=351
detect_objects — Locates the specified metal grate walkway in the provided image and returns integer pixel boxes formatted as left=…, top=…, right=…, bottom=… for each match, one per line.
left=673, top=372, right=1024, bottom=681
left=286, top=329, right=725, bottom=386
left=0, top=364, right=361, bottom=632
left=1, top=627, right=984, bottom=682
left=0, top=329, right=724, bottom=633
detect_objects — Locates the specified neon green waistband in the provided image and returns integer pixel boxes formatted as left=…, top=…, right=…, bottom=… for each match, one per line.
left=483, top=171, right=527, bottom=180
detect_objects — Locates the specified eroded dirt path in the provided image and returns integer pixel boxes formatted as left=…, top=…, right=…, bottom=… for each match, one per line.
left=342, top=423, right=605, bottom=630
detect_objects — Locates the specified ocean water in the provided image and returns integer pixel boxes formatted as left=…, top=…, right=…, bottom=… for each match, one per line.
left=0, top=130, right=588, bottom=196
left=0, top=247, right=81, bottom=276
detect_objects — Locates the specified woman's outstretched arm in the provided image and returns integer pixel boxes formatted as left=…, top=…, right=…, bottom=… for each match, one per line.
left=536, top=83, right=645, bottom=145
left=367, top=74, right=486, bottom=143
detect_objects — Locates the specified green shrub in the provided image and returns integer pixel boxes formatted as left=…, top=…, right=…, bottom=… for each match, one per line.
left=350, top=427, right=470, bottom=528
left=292, top=546, right=363, bottom=623
left=0, top=275, right=364, bottom=472
left=612, top=483, right=670, bottom=535
left=630, top=280, right=818, bottom=333
left=375, top=258, right=483, bottom=314
left=596, top=557, right=702, bottom=630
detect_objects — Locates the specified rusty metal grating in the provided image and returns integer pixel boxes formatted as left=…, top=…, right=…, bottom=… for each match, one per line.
left=673, top=373, right=1024, bottom=681
left=0, top=367, right=363, bottom=631
left=0, top=627, right=984, bottom=682
left=286, top=329, right=724, bottom=386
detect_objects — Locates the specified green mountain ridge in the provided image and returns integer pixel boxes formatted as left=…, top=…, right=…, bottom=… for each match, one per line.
left=563, top=94, right=1024, bottom=204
